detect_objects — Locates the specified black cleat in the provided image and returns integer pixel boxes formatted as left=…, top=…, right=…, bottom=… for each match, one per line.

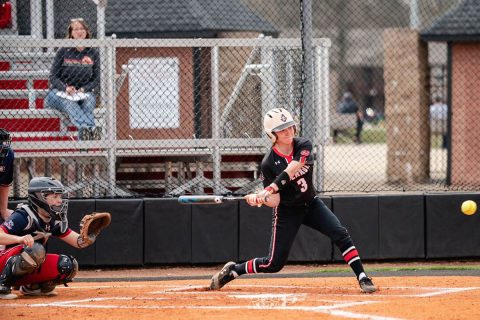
left=210, top=261, right=236, bottom=290
left=359, top=276, right=377, bottom=293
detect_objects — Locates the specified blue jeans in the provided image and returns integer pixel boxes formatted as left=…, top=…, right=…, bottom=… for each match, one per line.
left=45, top=89, right=96, bottom=129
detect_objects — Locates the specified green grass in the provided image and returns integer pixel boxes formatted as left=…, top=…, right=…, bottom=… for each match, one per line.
left=332, top=122, right=446, bottom=147
left=332, top=125, right=386, bottom=144
left=361, top=126, right=387, bottom=144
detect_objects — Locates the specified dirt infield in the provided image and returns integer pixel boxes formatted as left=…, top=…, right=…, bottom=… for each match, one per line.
left=3, top=264, right=480, bottom=320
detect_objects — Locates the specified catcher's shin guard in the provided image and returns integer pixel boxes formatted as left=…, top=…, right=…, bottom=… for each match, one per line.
left=210, top=261, right=236, bottom=290
left=0, top=243, right=46, bottom=290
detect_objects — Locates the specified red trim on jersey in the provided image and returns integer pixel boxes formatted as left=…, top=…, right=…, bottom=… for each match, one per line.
left=273, top=147, right=293, bottom=164
left=259, top=207, right=278, bottom=270
left=343, top=249, right=359, bottom=262
left=0, top=225, right=8, bottom=233
left=57, top=228, right=73, bottom=238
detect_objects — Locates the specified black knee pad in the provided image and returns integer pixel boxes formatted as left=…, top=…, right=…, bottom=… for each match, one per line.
left=57, top=254, right=78, bottom=282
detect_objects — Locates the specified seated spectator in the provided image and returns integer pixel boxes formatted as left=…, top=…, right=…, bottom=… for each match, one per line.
left=333, top=92, right=364, bottom=144
left=429, top=97, right=448, bottom=149
left=44, top=18, right=101, bottom=140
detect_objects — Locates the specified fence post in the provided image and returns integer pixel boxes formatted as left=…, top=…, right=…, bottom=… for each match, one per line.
left=106, top=40, right=116, bottom=197
left=300, top=0, right=315, bottom=141
left=314, top=41, right=330, bottom=192
left=211, top=46, right=221, bottom=194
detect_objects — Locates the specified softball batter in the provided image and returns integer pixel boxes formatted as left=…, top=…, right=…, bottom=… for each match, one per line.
left=210, top=108, right=376, bottom=293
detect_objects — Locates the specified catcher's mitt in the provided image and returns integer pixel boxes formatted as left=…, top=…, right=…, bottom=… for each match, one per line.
left=77, top=212, right=111, bottom=248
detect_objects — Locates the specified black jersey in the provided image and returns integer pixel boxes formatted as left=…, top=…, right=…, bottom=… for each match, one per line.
left=261, top=137, right=316, bottom=206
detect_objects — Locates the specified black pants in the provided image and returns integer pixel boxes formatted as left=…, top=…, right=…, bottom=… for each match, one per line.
left=247, top=197, right=354, bottom=274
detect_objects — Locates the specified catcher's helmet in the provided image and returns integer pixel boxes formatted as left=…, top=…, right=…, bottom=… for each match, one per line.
left=0, top=128, right=11, bottom=160
left=28, top=177, right=69, bottom=232
left=263, top=108, right=296, bottom=143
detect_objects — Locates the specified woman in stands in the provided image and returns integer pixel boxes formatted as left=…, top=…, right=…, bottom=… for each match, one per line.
left=45, top=18, right=101, bottom=141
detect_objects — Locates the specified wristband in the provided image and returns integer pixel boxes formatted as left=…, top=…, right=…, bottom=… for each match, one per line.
left=272, top=171, right=290, bottom=191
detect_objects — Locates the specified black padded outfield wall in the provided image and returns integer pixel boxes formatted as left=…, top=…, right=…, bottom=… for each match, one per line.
left=426, top=193, right=480, bottom=258
left=5, top=193, right=480, bottom=267
left=94, top=199, right=144, bottom=266
left=378, top=194, right=424, bottom=259
left=144, top=198, right=192, bottom=264
left=191, top=201, right=238, bottom=263
left=332, top=195, right=379, bottom=261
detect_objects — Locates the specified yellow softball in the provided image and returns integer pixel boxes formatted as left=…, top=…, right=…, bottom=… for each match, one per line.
left=461, top=200, right=477, bottom=215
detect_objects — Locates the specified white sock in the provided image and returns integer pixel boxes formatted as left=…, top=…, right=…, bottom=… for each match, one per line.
left=358, top=272, right=367, bottom=281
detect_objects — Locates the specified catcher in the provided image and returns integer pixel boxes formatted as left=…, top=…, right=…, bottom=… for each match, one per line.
left=0, top=177, right=111, bottom=299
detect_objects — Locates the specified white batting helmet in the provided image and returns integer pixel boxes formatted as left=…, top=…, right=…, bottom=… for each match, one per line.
left=263, top=108, right=296, bottom=143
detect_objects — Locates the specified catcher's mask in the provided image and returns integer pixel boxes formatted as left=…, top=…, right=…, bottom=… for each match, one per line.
left=0, top=128, right=11, bottom=161
left=28, top=177, right=69, bottom=233
left=263, top=108, right=297, bottom=143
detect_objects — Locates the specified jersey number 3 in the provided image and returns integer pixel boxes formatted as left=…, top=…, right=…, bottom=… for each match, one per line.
left=296, top=178, right=308, bottom=192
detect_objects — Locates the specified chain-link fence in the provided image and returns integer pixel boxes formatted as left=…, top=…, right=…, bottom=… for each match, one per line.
left=1, top=0, right=472, bottom=199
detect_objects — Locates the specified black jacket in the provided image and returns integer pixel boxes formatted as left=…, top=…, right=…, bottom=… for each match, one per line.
left=49, top=47, right=100, bottom=92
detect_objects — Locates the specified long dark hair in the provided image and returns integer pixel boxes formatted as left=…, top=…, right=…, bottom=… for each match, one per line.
left=66, top=18, right=91, bottom=39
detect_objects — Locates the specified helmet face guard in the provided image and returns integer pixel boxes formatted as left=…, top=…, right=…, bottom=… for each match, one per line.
left=263, top=108, right=297, bottom=143
left=0, top=128, right=11, bottom=160
left=28, top=177, right=69, bottom=233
